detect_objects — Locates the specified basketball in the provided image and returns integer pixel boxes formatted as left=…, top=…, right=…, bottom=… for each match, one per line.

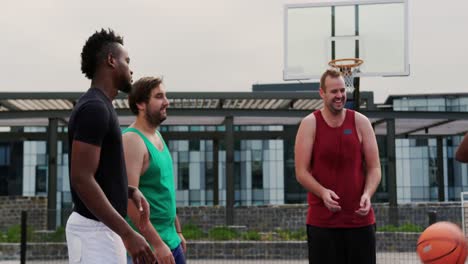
left=416, top=221, right=468, bottom=264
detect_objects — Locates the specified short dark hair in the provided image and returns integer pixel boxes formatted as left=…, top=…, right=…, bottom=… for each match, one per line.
left=80, top=28, right=124, bottom=79
left=128, top=77, right=164, bottom=115
left=320, top=69, right=342, bottom=91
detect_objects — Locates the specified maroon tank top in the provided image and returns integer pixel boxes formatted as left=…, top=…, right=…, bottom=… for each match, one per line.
left=306, top=109, right=375, bottom=228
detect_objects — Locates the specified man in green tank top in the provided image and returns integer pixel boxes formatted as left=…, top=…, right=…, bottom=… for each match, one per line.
left=123, top=76, right=186, bottom=264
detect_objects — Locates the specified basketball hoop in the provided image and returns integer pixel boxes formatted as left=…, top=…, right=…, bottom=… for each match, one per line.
left=328, top=58, right=364, bottom=92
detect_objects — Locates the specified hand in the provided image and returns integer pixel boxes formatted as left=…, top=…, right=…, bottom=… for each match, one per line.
left=153, top=242, right=175, bottom=264
left=178, top=232, right=187, bottom=253
left=320, top=189, right=341, bottom=213
left=355, top=193, right=371, bottom=216
left=129, top=188, right=150, bottom=231
left=122, top=231, right=155, bottom=264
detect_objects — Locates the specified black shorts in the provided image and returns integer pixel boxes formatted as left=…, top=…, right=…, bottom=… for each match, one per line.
left=307, top=224, right=376, bottom=264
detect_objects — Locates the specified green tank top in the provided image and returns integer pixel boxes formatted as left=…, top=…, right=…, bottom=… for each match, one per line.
left=123, top=127, right=180, bottom=250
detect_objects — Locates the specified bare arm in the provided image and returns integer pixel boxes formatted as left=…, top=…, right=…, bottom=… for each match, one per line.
left=294, top=113, right=341, bottom=212
left=71, top=140, right=135, bottom=238
left=358, top=114, right=382, bottom=197
left=174, top=216, right=182, bottom=234
left=175, top=216, right=186, bottom=252
left=456, top=133, right=468, bottom=163
left=71, top=140, right=154, bottom=262
left=355, top=113, right=382, bottom=215
left=123, top=132, right=175, bottom=264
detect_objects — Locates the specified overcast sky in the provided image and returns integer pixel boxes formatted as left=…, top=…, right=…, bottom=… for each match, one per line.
left=1, top=0, right=467, bottom=103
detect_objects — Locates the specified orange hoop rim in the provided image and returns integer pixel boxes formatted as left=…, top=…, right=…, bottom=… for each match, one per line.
left=328, top=58, right=364, bottom=69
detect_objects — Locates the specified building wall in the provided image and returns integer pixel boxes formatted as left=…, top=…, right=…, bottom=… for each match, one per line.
left=392, top=97, right=468, bottom=202
left=167, top=125, right=287, bottom=206
left=21, top=134, right=70, bottom=218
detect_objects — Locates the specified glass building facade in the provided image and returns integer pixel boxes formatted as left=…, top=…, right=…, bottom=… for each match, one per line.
left=161, top=125, right=287, bottom=206
left=390, top=96, right=468, bottom=202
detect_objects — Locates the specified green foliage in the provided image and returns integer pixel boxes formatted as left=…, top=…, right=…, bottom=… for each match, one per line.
left=208, top=226, right=239, bottom=240
left=177, top=224, right=308, bottom=241
left=259, top=232, right=275, bottom=241
left=0, top=225, right=33, bottom=242
left=242, top=230, right=261, bottom=240
left=276, top=228, right=307, bottom=241
left=378, top=223, right=423, bottom=232
left=0, top=231, right=6, bottom=242
left=42, top=226, right=66, bottom=242
left=0, top=225, right=65, bottom=243
left=6, top=225, right=22, bottom=242
left=182, top=223, right=206, bottom=240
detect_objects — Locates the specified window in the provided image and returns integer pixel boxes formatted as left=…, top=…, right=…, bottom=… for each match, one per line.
left=0, top=145, right=10, bottom=166
left=415, top=138, right=428, bottom=147
left=252, top=160, right=263, bottom=189
left=189, top=140, right=200, bottom=151
left=205, top=161, right=214, bottom=190
left=36, top=165, right=47, bottom=194
left=177, top=162, right=189, bottom=190
left=234, top=162, right=241, bottom=189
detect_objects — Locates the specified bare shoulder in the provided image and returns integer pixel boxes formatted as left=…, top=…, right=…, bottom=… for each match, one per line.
left=122, top=131, right=146, bottom=151
left=353, top=111, right=372, bottom=128
left=300, top=112, right=317, bottom=129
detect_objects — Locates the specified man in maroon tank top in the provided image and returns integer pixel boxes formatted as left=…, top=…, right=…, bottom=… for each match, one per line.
left=456, top=133, right=468, bottom=162
left=295, top=69, right=382, bottom=264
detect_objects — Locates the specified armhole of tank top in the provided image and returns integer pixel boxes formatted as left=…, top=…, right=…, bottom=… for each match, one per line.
left=349, top=110, right=361, bottom=144
left=312, top=111, right=320, bottom=146
left=124, top=128, right=155, bottom=162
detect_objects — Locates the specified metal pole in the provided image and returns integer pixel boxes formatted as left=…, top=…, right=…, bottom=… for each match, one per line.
left=47, top=118, right=58, bottom=230
left=224, top=116, right=235, bottom=225
left=353, top=4, right=360, bottom=112
left=463, top=192, right=467, bottom=236
left=20, top=211, right=27, bottom=264
left=428, top=210, right=437, bottom=226
left=213, top=139, right=219, bottom=206
left=387, top=119, right=397, bottom=206
left=353, top=78, right=361, bottom=112
left=386, top=119, right=398, bottom=226
left=436, top=137, right=445, bottom=201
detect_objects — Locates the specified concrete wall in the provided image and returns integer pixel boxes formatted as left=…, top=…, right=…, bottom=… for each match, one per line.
left=177, top=203, right=463, bottom=232
left=0, top=198, right=462, bottom=232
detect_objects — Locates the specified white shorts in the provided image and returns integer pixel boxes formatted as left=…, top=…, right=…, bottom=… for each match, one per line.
left=66, top=212, right=126, bottom=264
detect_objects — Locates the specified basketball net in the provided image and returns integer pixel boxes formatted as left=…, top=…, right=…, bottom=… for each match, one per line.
left=328, top=58, right=364, bottom=93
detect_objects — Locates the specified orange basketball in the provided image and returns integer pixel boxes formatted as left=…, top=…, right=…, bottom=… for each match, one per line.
left=417, top=221, right=468, bottom=264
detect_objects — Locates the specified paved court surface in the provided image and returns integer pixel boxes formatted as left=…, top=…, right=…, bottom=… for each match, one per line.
left=0, top=252, right=428, bottom=264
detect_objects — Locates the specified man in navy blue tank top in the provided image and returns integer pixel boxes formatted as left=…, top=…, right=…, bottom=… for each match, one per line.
left=295, top=69, right=382, bottom=264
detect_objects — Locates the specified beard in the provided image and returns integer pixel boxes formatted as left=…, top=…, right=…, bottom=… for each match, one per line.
left=327, top=99, right=346, bottom=114
left=118, top=79, right=132, bottom=94
left=145, top=107, right=167, bottom=127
